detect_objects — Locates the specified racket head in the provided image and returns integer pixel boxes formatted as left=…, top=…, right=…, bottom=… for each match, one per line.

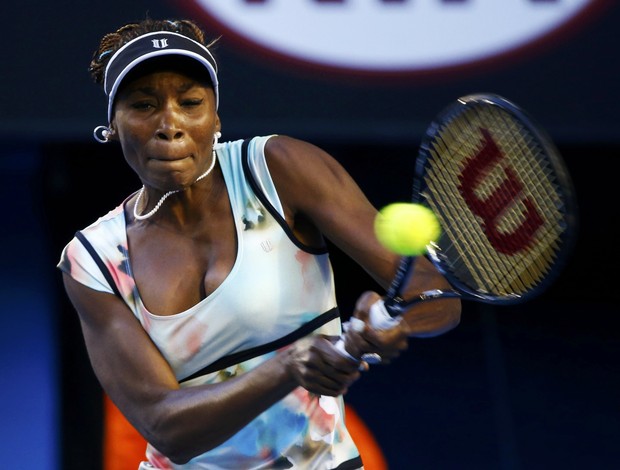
left=415, top=93, right=578, bottom=305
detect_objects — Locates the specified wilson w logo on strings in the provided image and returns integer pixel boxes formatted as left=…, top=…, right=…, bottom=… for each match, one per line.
left=458, top=128, right=544, bottom=256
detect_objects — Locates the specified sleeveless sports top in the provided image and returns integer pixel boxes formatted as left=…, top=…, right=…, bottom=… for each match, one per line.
left=57, top=136, right=363, bottom=469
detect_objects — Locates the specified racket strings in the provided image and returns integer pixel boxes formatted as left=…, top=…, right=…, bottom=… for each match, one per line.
left=428, top=112, right=522, bottom=293
left=423, top=105, right=568, bottom=299
left=492, top=108, right=568, bottom=277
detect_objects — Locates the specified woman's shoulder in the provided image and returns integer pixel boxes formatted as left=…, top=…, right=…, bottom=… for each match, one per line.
left=264, top=134, right=349, bottom=186
left=66, top=200, right=130, bottom=263
left=80, top=201, right=128, bottom=237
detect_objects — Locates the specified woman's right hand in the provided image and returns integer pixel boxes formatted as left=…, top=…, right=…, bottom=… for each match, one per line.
left=340, top=291, right=410, bottom=364
left=284, top=335, right=364, bottom=396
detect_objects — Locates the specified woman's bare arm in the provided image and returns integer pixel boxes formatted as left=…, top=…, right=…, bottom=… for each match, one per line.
left=63, top=273, right=361, bottom=464
left=264, top=135, right=461, bottom=338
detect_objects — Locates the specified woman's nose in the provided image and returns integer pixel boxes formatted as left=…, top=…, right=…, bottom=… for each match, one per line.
left=156, top=107, right=184, bottom=140
left=156, top=128, right=184, bottom=140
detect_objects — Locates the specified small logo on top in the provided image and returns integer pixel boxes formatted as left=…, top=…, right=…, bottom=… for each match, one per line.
left=151, top=38, right=169, bottom=49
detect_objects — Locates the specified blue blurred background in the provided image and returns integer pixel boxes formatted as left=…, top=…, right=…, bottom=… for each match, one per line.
left=1, top=1, right=618, bottom=468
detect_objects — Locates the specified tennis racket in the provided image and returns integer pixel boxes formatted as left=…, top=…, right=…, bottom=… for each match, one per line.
left=339, top=93, right=578, bottom=360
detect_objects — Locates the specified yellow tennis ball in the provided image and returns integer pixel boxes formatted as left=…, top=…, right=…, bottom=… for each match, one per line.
left=374, top=203, right=441, bottom=256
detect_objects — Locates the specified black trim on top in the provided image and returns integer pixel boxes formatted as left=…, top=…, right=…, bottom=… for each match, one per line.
left=179, top=307, right=340, bottom=383
left=240, top=138, right=328, bottom=255
left=75, top=231, right=122, bottom=298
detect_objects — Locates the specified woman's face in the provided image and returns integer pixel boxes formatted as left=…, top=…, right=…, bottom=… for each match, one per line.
left=112, top=66, right=220, bottom=192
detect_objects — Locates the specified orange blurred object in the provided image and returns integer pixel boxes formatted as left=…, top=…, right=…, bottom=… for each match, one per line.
left=344, top=404, right=389, bottom=470
left=103, top=394, right=146, bottom=470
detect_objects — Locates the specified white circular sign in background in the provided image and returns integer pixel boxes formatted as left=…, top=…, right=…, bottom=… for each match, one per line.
left=182, top=0, right=605, bottom=75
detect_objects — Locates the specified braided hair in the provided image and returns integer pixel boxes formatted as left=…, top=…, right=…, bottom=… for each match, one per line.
left=89, top=18, right=218, bottom=86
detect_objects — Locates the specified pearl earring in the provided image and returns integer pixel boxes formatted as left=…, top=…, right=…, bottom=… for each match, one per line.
left=93, top=125, right=113, bottom=143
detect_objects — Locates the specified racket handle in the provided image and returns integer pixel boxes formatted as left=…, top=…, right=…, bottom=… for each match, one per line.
left=335, top=317, right=366, bottom=362
left=334, top=301, right=400, bottom=364
left=334, top=337, right=358, bottom=362
left=369, top=299, right=401, bottom=329
left=335, top=299, right=400, bottom=363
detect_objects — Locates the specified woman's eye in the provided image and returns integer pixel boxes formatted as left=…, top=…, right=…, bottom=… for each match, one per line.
left=131, top=101, right=154, bottom=110
left=182, top=99, right=203, bottom=107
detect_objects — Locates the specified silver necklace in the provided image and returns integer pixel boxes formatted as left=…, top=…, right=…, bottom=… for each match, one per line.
left=133, top=149, right=217, bottom=221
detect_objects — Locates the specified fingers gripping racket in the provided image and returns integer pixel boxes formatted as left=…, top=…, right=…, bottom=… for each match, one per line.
left=341, top=93, right=578, bottom=358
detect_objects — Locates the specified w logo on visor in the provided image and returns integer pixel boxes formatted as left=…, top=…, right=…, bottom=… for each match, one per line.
left=151, top=38, right=169, bottom=49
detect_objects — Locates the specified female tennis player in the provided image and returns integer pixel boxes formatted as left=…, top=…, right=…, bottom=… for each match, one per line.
left=57, top=18, right=460, bottom=469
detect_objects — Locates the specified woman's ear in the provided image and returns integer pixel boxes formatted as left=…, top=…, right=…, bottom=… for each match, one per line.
left=107, top=124, right=118, bottom=141
left=215, top=114, right=221, bottom=134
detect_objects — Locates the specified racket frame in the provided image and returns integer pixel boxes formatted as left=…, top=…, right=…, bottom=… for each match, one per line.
left=382, top=93, right=578, bottom=317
